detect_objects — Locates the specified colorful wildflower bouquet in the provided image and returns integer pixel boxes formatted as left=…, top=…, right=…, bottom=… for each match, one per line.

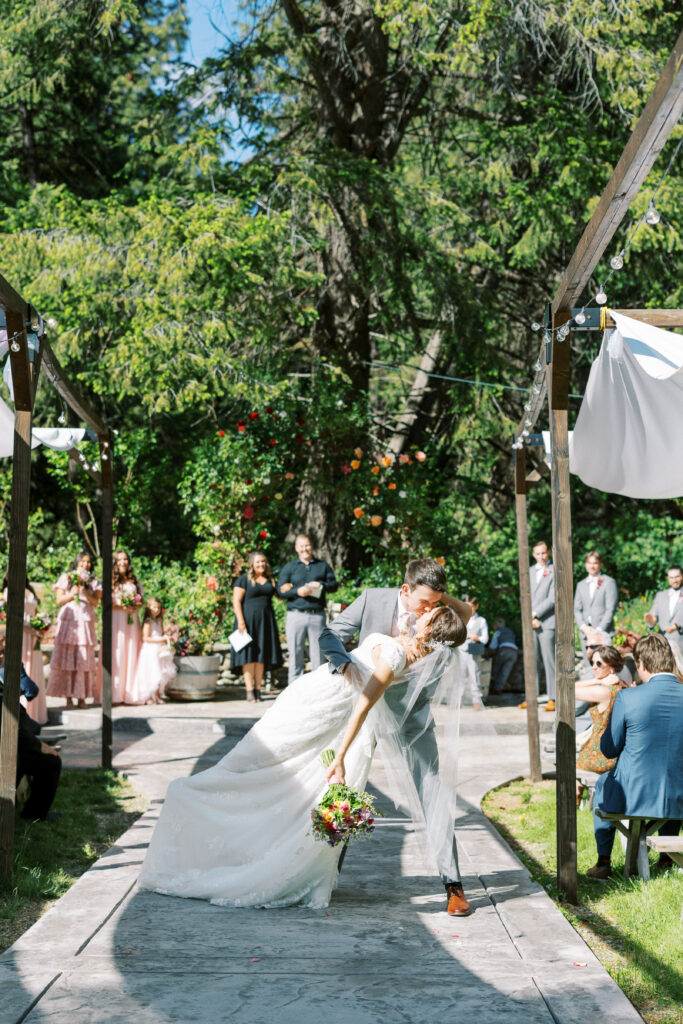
left=66, top=570, right=89, bottom=603
left=310, top=749, right=379, bottom=847
left=119, top=582, right=142, bottom=624
left=30, top=614, right=51, bottom=633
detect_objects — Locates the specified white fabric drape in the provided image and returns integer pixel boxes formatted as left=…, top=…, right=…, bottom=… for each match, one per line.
left=571, top=311, right=683, bottom=498
left=0, top=394, right=86, bottom=458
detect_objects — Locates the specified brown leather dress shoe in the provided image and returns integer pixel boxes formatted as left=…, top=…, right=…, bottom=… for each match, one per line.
left=446, top=884, right=471, bottom=916
left=586, top=861, right=612, bottom=880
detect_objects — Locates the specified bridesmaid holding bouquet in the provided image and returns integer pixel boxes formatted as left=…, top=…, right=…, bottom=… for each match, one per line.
left=2, top=575, right=50, bottom=724
left=110, top=550, right=143, bottom=705
left=47, top=552, right=101, bottom=707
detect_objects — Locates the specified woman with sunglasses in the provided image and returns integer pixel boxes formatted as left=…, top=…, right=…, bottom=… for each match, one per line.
left=576, top=645, right=630, bottom=803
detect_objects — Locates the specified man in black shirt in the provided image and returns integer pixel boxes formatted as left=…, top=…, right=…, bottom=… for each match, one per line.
left=0, top=673, right=62, bottom=822
left=277, top=534, right=338, bottom=685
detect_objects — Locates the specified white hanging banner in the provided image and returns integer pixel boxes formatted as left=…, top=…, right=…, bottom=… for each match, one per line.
left=571, top=311, right=683, bottom=498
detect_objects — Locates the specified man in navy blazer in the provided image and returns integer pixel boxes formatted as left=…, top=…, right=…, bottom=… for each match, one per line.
left=587, top=634, right=683, bottom=878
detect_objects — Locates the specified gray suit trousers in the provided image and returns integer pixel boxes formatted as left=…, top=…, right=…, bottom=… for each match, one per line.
left=533, top=627, right=556, bottom=699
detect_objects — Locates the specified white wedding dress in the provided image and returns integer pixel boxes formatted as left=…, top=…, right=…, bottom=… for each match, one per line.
left=138, top=633, right=406, bottom=909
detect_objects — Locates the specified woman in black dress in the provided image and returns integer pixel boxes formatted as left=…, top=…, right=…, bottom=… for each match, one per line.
left=231, top=551, right=283, bottom=702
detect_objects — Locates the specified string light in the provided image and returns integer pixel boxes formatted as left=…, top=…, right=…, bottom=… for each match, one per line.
left=574, top=309, right=586, bottom=325
left=10, top=335, right=20, bottom=353
left=525, top=417, right=532, bottom=427
left=610, top=250, right=625, bottom=271
left=645, top=199, right=660, bottom=225
left=534, top=359, right=542, bottom=372
left=58, top=412, right=66, bottom=425
left=530, top=321, right=541, bottom=332
left=596, top=286, right=607, bottom=305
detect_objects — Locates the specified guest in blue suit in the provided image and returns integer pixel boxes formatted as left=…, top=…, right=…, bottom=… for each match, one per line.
left=587, top=633, right=683, bottom=879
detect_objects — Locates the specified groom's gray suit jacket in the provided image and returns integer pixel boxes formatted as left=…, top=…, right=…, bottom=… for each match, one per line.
left=318, top=587, right=461, bottom=884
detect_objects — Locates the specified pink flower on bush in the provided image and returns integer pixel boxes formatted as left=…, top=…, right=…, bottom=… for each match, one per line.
left=341, top=464, right=351, bottom=475
left=206, top=576, right=218, bottom=591
left=415, top=451, right=426, bottom=462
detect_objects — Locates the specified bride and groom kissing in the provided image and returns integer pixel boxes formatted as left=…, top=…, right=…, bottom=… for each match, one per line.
left=138, top=558, right=474, bottom=916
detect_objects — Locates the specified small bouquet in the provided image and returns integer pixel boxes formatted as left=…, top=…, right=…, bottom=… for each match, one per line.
left=310, top=749, right=379, bottom=847
left=30, top=614, right=51, bottom=648
left=119, top=583, right=142, bottom=624
left=66, top=570, right=88, bottom=603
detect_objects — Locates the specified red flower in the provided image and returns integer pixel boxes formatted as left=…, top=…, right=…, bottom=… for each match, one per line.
left=217, top=430, right=225, bottom=437
left=249, top=411, right=259, bottom=421
left=341, top=603, right=348, bottom=610
left=237, top=423, right=246, bottom=432
left=266, top=406, right=274, bottom=414
left=297, top=418, right=306, bottom=426
left=189, top=612, right=194, bottom=619
left=236, top=420, right=246, bottom=429
left=259, top=530, right=268, bottom=539
left=294, top=434, right=303, bottom=443
left=246, top=478, right=252, bottom=485
left=243, top=505, right=255, bottom=519
left=210, top=484, right=216, bottom=489
left=269, top=439, right=276, bottom=446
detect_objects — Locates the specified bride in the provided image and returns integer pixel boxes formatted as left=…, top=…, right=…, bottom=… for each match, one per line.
left=138, top=604, right=466, bottom=909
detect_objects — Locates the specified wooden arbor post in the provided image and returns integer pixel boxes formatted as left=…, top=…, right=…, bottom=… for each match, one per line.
left=514, top=447, right=542, bottom=782
left=0, top=295, right=38, bottom=878
left=99, top=433, right=114, bottom=769
left=511, top=28, right=683, bottom=903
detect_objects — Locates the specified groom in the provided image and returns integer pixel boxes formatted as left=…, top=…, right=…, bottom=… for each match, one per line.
left=318, top=558, right=473, bottom=916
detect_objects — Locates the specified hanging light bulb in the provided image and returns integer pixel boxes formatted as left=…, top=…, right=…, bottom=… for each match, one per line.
left=524, top=401, right=532, bottom=411
left=645, top=199, right=660, bottom=226
left=530, top=321, right=541, bottom=332
left=58, top=412, right=66, bottom=425
left=83, top=461, right=90, bottom=471
left=10, top=336, right=20, bottom=353
left=101, top=451, right=108, bottom=461
left=556, top=323, right=570, bottom=340
left=532, top=384, right=540, bottom=395
left=596, top=285, right=607, bottom=305
left=574, top=309, right=586, bottom=326
left=543, top=330, right=551, bottom=345
left=525, top=417, right=532, bottom=428
left=534, top=359, right=542, bottom=372
left=610, top=251, right=624, bottom=271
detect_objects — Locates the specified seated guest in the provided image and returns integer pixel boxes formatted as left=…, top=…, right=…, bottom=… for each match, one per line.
left=575, top=646, right=629, bottom=803
left=488, top=617, right=518, bottom=695
left=0, top=658, right=62, bottom=822
left=587, top=634, right=683, bottom=878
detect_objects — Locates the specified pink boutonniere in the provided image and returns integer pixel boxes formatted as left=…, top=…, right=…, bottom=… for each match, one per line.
left=542, top=568, right=551, bottom=578
left=596, top=577, right=603, bottom=588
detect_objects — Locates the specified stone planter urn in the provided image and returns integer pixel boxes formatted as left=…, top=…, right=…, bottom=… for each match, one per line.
left=167, top=653, right=223, bottom=701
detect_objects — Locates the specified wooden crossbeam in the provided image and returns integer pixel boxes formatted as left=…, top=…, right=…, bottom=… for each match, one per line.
left=0, top=275, right=29, bottom=320
left=552, top=28, right=683, bottom=316
left=572, top=307, right=683, bottom=330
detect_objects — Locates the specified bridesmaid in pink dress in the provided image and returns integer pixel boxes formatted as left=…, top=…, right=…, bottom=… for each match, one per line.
left=2, top=577, right=49, bottom=724
left=47, top=552, right=101, bottom=707
left=111, top=550, right=143, bottom=705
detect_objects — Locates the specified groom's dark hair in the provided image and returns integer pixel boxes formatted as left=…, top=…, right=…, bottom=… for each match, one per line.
left=404, top=558, right=447, bottom=592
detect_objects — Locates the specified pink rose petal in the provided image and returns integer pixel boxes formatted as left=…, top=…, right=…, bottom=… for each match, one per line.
left=250, top=958, right=260, bottom=963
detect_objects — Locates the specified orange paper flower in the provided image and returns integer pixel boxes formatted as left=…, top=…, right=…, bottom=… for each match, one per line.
left=285, top=472, right=295, bottom=479
left=354, top=447, right=363, bottom=458
left=381, top=455, right=393, bottom=467
left=353, top=507, right=365, bottom=519
left=388, top=482, right=396, bottom=490
left=370, top=515, right=382, bottom=527
left=435, top=557, right=445, bottom=566
left=350, top=460, right=361, bottom=470
left=372, top=486, right=379, bottom=496
left=371, top=466, right=380, bottom=475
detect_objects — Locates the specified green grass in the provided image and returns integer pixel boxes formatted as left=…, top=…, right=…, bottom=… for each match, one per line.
left=483, top=779, right=683, bottom=1024
left=0, top=769, right=147, bottom=953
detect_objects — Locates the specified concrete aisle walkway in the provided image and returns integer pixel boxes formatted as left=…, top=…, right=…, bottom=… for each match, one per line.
left=1, top=697, right=643, bottom=1024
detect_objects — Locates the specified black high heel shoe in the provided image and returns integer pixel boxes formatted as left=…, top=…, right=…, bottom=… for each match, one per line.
left=254, top=689, right=261, bottom=702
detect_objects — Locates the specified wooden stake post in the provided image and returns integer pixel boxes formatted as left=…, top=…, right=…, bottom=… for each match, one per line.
left=514, top=447, right=542, bottom=782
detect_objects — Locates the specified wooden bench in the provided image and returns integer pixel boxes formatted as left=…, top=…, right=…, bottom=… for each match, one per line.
left=646, top=836, right=683, bottom=919
left=595, top=811, right=676, bottom=881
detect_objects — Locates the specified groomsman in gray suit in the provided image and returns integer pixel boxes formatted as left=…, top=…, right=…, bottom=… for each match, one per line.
left=645, top=565, right=683, bottom=669
left=525, top=540, right=556, bottom=708
left=574, top=550, right=619, bottom=667
left=318, top=559, right=473, bottom=917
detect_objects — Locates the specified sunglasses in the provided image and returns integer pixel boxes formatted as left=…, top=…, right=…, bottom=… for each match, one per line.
left=591, top=659, right=605, bottom=667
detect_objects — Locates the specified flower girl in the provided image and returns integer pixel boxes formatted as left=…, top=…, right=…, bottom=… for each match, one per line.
left=130, top=598, right=177, bottom=704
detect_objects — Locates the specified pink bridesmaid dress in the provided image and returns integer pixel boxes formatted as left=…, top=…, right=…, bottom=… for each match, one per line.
left=112, top=584, right=143, bottom=704
left=23, top=591, right=48, bottom=725
left=3, top=588, right=48, bottom=724
left=47, top=574, right=101, bottom=701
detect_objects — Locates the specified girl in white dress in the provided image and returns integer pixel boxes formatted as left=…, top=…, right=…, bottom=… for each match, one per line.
left=130, top=598, right=177, bottom=705
left=138, top=606, right=465, bottom=909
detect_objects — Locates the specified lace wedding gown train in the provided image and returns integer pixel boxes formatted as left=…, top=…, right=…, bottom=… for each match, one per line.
left=138, top=634, right=406, bottom=909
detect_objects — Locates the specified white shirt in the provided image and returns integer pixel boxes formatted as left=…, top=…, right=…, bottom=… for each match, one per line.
left=588, top=575, right=600, bottom=599
left=669, top=588, right=681, bottom=618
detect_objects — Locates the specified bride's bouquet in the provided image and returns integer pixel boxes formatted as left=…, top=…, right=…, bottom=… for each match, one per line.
left=119, top=582, right=142, bottom=624
left=310, top=749, right=379, bottom=847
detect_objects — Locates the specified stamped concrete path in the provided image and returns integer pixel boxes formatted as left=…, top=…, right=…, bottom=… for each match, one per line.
left=1, top=694, right=643, bottom=1024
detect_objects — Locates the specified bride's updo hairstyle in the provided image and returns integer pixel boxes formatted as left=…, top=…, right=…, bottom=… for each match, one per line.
left=414, top=605, right=466, bottom=659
